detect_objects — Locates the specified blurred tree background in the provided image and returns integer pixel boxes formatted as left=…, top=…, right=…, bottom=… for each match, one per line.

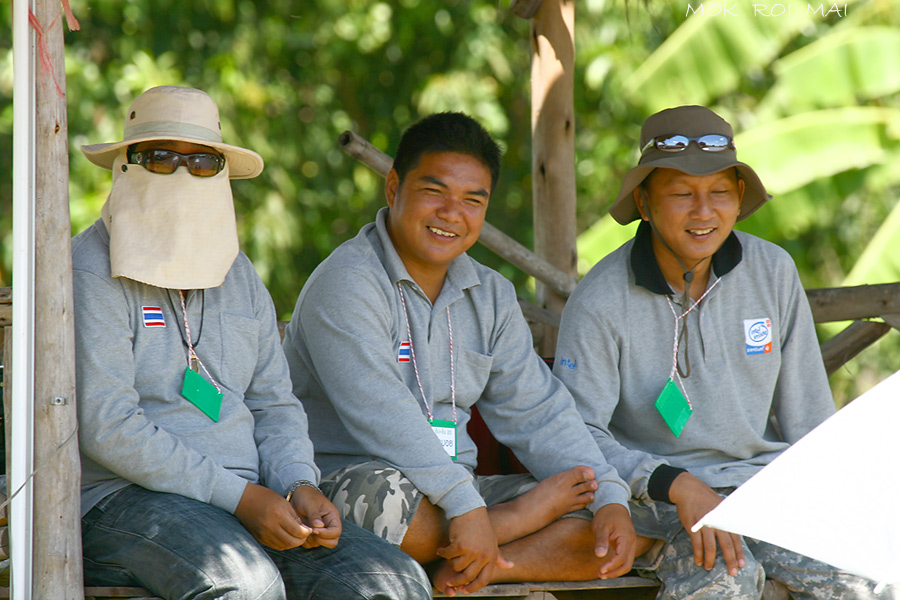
left=1, top=0, right=898, bottom=405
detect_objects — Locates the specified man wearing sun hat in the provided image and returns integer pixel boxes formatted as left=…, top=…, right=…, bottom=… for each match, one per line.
left=554, top=105, right=896, bottom=598
left=73, top=85, right=430, bottom=600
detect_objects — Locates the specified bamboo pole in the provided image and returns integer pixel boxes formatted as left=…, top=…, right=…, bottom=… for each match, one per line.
left=529, top=0, right=577, bottom=355
left=31, top=0, right=83, bottom=596
left=820, top=321, right=892, bottom=377
left=806, top=283, right=900, bottom=323
left=338, top=131, right=578, bottom=297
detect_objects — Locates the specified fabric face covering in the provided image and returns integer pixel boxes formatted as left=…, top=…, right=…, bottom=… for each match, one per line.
left=101, top=152, right=239, bottom=289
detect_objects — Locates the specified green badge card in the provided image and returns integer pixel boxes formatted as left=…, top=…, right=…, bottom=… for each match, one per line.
left=430, top=419, right=457, bottom=460
left=655, top=378, right=692, bottom=438
left=181, top=367, right=223, bottom=422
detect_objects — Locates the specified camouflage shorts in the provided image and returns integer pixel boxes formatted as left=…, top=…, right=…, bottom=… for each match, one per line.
left=320, top=461, right=591, bottom=546
left=630, top=490, right=898, bottom=600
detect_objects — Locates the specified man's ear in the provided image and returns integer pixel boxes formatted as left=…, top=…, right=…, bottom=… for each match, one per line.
left=634, top=187, right=649, bottom=221
left=385, top=169, right=400, bottom=209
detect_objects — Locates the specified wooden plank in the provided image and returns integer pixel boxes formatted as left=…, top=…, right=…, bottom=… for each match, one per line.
left=83, top=588, right=159, bottom=600
left=525, top=577, right=659, bottom=591
left=530, top=0, right=577, bottom=356
left=806, top=283, right=900, bottom=323
left=433, top=578, right=660, bottom=600
left=434, top=583, right=531, bottom=597
left=820, top=320, right=891, bottom=376
left=32, top=0, right=84, bottom=595
left=337, top=131, right=578, bottom=298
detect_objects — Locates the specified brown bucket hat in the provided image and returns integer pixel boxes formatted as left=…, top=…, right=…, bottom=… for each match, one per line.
left=609, top=105, right=770, bottom=224
left=81, top=86, right=264, bottom=179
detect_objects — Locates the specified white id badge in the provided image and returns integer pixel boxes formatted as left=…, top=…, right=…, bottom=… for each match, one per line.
left=430, top=419, right=457, bottom=460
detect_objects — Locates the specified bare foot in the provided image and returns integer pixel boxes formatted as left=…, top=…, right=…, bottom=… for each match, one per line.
left=490, top=465, right=598, bottom=544
left=431, top=559, right=459, bottom=596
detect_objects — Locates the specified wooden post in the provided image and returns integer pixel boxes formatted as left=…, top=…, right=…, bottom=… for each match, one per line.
left=2, top=289, right=11, bottom=486
left=529, top=0, right=577, bottom=356
left=32, top=0, right=84, bottom=596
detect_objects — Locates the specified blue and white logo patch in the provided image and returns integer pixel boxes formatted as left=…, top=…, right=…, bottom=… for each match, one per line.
left=743, top=318, right=772, bottom=355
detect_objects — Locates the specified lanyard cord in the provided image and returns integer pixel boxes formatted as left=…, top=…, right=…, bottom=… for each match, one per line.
left=168, top=289, right=204, bottom=346
left=664, top=277, right=720, bottom=410
left=641, top=189, right=716, bottom=378
left=397, top=283, right=457, bottom=425
left=178, top=290, right=221, bottom=394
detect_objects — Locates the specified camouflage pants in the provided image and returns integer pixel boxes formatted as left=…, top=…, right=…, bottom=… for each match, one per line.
left=631, top=492, right=899, bottom=600
left=320, top=461, right=590, bottom=547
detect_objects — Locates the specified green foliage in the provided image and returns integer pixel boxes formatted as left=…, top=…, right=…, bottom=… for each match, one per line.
left=0, top=0, right=539, bottom=314
left=2, top=0, right=898, bottom=405
left=575, top=0, right=900, bottom=405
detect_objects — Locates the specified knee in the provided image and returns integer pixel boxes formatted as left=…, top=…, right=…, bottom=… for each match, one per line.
left=320, top=522, right=432, bottom=600
left=191, top=550, right=285, bottom=600
left=661, top=556, right=764, bottom=600
left=363, top=555, right=432, bottom=600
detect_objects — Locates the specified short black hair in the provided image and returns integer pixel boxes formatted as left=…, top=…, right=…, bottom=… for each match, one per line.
left=392, top=112, right=501, bottom=193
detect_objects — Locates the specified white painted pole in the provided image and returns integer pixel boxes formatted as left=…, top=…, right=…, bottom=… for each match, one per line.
left=11, top=0, right=37, bottom=597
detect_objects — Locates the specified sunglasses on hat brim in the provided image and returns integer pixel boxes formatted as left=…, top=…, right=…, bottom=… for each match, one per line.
left=127, top=148, right=226, bottom=177
left=641, top=134, right=734, bottom=155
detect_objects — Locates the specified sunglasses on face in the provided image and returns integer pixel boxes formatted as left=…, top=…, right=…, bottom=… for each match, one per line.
left=127, top=148, right=226, bottom=177
left=640, top=134, right=734, bottom=154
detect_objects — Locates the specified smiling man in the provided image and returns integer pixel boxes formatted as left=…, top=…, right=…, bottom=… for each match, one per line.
left=282, top=112, right=636, bottom=595
left=554, top=105, right=897, bottom=599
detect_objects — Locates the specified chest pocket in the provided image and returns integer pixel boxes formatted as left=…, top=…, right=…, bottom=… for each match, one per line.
left=455, top=348, right=493, bottom=409
left=220, top=313, right=259, bottom=393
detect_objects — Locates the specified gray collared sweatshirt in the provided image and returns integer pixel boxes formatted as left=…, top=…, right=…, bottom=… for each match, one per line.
left=74, top=220, right=319, bottom=516
left=554, top=223, right=835, bottom=502
left=282, top=208, right=631, bottom=520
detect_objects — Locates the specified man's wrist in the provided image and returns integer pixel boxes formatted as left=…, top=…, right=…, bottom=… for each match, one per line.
left=285, top=479, right=320, bottom=502
left=648, top=465, right=687, bottom=504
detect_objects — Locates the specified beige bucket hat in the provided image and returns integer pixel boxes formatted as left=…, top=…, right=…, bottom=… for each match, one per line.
left=81, top=86, right=264, bottom=179
left=609, top=105, right=770, bottom=224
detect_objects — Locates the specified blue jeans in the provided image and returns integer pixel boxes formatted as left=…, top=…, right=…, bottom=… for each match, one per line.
left=82, top=485, right=432, bottom=600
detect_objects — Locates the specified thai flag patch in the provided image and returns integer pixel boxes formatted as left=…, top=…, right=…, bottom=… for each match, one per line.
left=398, top=341, right=411, bottom=363
left=142, top=306, right=166, bottom=328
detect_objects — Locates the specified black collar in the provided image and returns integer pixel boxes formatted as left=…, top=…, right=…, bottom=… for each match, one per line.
left=630, top=220, right=743, bottom=295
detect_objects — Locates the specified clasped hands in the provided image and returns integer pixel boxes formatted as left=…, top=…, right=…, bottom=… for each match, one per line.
left=235, top=482, right=342, bottom=551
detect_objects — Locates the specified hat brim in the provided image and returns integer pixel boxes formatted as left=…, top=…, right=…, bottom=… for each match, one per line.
left=81, top=135, right=264, bottom=180
left=609, top=150, right=770, bottom=224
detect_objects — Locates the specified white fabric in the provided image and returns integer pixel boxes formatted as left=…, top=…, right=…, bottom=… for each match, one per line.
left=102, top=152, right=239, bottom=289
left=694, top=369, right=900, bottom=586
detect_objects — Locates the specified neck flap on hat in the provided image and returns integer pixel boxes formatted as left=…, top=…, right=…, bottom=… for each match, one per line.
left=102, top=152, right=239, bottom=289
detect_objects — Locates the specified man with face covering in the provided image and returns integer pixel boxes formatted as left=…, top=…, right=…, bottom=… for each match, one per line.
left=554, top=105, right=898, bottom=599
left=73, top=86, right=430, bottom=600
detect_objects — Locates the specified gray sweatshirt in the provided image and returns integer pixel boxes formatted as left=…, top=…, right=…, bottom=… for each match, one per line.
left=74, top=220, right=319, bottom=516
left=554, top=222, right=834, bottom=502
left=282, top=208, right=631, bottom=519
